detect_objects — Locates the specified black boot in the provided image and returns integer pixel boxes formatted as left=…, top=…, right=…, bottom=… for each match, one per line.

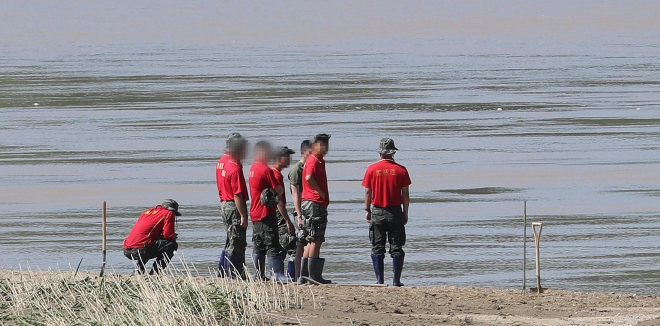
left=392, top=255, right=404, bottom=287
left=252, top=253, right=266, bottom=280
left=217, top=250, right=228, bottom=277
left=298, top=258, right=309, bottom=284
left=308, top=258, right=331, bottom=284
left=267, top=255, right=289, bottom=283
left=371, top=255, right=385, bottom=284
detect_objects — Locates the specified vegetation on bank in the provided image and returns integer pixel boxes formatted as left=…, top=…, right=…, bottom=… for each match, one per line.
left=0, top=265, right=307, bottom=326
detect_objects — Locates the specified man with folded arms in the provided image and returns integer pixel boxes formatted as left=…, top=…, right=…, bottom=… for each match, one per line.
left=362, top=138, right=411, bottom=286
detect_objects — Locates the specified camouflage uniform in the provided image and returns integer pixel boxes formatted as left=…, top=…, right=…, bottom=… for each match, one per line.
left=220, top=201, right=247, bottom=256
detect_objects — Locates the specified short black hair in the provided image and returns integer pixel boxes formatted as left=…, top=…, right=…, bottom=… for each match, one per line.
left=255, top=140, right=271, bottom=151
left=300, top=140, right=312, bottom=152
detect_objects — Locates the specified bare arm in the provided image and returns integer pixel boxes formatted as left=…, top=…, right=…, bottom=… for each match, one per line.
left=305, top=174, right=326, bottom=199
left=364, top=187, right=373, bottom=222
left=290, top=184, right=304, bottom=228
left=234, top=194, right=249, bottom=228
left=402, top=187, right=410, bottom=225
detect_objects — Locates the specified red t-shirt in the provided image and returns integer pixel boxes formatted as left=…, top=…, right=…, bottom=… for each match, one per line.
left=302, top=154, right=329, bottom=207
left=249, top=161, right=279, bottom=221
left=272, top=166, right=286, bottom=206
left=123, top=206, right=177, bottom=249
left=361, top=159, right=412, bottom=208
left=216, top=153, right=249, bottom=202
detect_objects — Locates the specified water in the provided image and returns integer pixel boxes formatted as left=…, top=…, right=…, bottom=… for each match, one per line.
left=2, top=1, right=660, bottom=295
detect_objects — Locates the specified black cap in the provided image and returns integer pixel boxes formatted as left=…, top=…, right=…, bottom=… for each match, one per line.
left=161, top=199, right=182, bottom=216
left=313, top=133, right=331, bottom=143
left=275, top=146, right=296, bottom=157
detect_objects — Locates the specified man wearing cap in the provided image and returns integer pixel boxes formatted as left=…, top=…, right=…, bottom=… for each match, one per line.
left=301, top=133, right=332, bottom=284
left=288, top=140, right=312, bottom=282
left=362, top=138, right=411, bottom=286
left=123, top=199, right=181, bottom=275
left=249, top=141, right=292, bottom=282
left=272, top=146, right=298, bottom=280
left=216, top=132, right=250, bottom=278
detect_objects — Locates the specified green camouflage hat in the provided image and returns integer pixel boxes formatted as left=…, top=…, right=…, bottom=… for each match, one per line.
left=161, top=199, right=182, bottom=216
left=313, top=133, right=331, bottom=143
left=225, top=132, right=248, bottom=152
left=377, top=138, right=398, bottom=155
left=260, top=188, right=279, bottom=208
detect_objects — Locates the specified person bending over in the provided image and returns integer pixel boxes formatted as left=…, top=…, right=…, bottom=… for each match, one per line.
left=123, top=199, right=181, bottom=275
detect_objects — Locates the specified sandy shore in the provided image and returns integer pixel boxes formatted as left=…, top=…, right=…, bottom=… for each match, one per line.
left=2, top=270, right=659, bottom=326
left=285, top=284, right=660, bottom=326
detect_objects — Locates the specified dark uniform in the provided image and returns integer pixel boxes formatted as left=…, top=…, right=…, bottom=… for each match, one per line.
left=362, top=138, right=411, bottom=286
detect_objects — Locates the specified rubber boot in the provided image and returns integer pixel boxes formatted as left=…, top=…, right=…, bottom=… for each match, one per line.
left=371, top=255, right=385, bottom=284
left=308, top=258, right=332, bottom=284
left=252, top=253, right=266, bottom=280
left=267, top=256, right=289, bottom=283
left=392, top=255, right=404, bottom=287
left=217, top=250, right=228, bottom=277
left=298, top=258, right=309, bottom=284
left=287, top=259, right=296, bottom=281
left=226, top=253, right=245, bottom=279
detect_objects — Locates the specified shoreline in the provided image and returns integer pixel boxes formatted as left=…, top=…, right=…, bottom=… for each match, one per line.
left=1, top=271, right=659, bottom=325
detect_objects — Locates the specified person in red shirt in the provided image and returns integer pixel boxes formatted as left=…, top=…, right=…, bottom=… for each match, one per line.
left=300, top=133, right=332, bottom=284
left=272, top=146, right=297, bottom=280
left=362, top=138, right=411, bottom=286
left=216, top=132, right=249, bottom=278
left=249, top=141, right=292, bottom=282
left=123, top=199, right=181, bottom=275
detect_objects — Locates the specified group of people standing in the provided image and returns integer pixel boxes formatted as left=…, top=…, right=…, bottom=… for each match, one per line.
left=122, top=133, right=411, bottom=287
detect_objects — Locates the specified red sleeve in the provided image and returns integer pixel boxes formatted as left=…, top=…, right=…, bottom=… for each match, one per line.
left=402, top=168, right=412, bottom=187
left=266, top=169, right=279, bottom=189
left=162, top=212, right=177, bottom=240
left=228, top=171, right=242, bottom=196
left=306, top=161, right=317, bottom=178
left=361, top=167, right=372, bottom=188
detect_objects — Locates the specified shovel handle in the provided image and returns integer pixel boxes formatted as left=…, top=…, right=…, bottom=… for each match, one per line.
left=102, top=201, right=107, bottom=251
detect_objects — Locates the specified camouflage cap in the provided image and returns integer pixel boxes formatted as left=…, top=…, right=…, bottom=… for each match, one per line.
left=313, top=133, right=331, bottom=143
left=274, top=146, right=296, bottom=157
left=377, top=138, right=398, bottom=155
left=161, top=199, right=182, bottom=216
left=260, top=188, right=279, bottom=208
left=225, top=132, right=248, bottom=152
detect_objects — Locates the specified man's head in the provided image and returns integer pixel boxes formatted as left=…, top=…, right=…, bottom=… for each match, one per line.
left=225, top=132, right=248, bottom=160
left=312, top=133, right=331, bottom=157
left=274, top=146, right=296, bottom=169
left=300, top=140, right=312, bottom=161
left=161, top=199, right=182, bottom=216
left=378, top=137, right=398, bottom=159
left=254, top=140, right=272, bottom=162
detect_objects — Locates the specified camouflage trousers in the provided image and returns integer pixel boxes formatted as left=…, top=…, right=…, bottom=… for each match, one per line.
left=369, top=206, right=406, bottom=257
left=221, top=201, right=247, bottom=256
left=277, top=211, right=298, bottom=256
left=301, top=201, right=328, bottom=243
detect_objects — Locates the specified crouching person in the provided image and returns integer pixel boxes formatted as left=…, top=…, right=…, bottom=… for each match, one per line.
left=123, top=199, right=180, bottom=275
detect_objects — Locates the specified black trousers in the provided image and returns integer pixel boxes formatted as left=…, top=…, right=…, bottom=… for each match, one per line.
left=369, top=206, right=406, bottom=257
left=252, top=215, right=285, bottom=257
left=124, top=239, right=178, bottom=274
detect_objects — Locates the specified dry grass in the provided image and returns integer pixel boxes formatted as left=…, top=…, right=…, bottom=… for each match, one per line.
left=0, top=260, right=308, bottom=326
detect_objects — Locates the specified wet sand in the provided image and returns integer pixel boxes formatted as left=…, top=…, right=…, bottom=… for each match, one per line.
left=286, top=284, right=660, bottom=326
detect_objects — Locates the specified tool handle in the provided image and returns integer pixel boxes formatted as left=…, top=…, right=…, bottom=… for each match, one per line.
left=102, top=201, right=107, bottom=251
left=532, top=222, right=543, bottom=242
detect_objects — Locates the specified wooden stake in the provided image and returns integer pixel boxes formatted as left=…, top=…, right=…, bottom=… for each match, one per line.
left=523, top=201, right=527, bottom=291
left=100, top=201, right=107, bottom=277
left=532, top=222, right=543, bottom=293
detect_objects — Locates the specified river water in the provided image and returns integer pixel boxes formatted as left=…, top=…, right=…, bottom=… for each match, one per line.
left=1, top=1, right=660, bottom=294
